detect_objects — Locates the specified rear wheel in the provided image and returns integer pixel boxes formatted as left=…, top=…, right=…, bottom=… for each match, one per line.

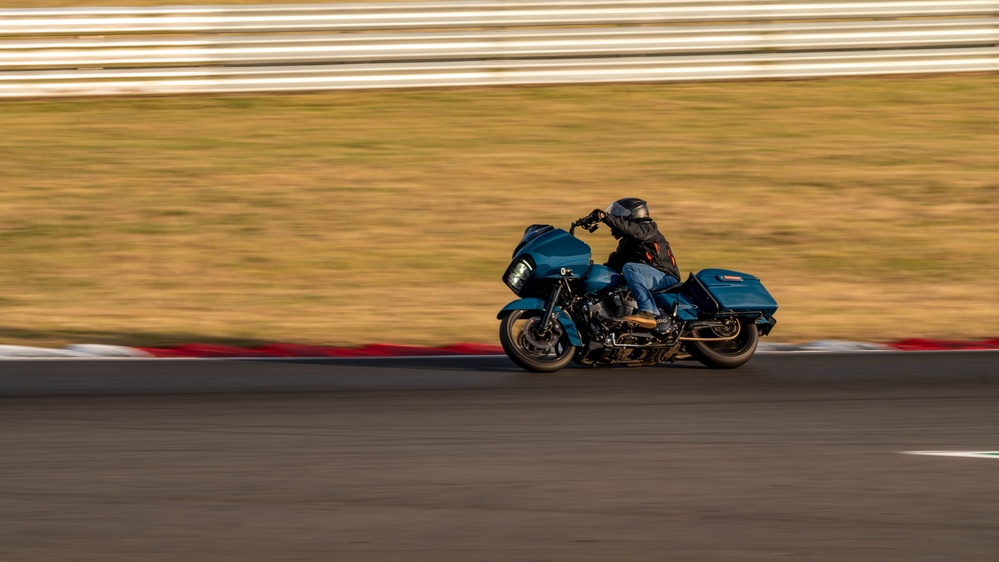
left=499, top=310, right=576, bottom=373
left=686, top=319, right=759, bottom=369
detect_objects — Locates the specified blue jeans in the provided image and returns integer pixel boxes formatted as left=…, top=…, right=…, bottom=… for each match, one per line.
left=621, top=263, right=679, bottom=315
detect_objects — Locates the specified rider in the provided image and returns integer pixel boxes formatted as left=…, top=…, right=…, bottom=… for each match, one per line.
left=587, top=198, right=681, bottom=329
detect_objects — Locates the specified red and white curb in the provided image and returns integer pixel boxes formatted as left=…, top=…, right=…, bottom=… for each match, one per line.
left=1, top=339, right=997, bottom=359
left=0, top=344, right=154, bottom=358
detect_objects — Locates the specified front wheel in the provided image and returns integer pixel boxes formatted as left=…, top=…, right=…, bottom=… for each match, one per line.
left=499, top=309, right=576, bottom=373
left=685, top=319, right=759, bottom=369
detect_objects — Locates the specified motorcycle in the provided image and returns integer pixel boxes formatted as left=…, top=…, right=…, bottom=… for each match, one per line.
left=497, top=215, right=778, bottom=372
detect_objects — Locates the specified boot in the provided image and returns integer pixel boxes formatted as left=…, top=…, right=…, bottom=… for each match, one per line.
left=620, top=310, right=657, bottom=329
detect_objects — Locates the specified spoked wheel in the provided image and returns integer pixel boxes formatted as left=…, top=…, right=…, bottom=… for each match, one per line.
left=499, top=309, right=576, bottom=373
left=685, top=319, right=759, bottom=369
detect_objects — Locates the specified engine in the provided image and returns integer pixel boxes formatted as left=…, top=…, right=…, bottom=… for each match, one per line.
left=573, top=286, right=680, bottom=367
left=584, top=286, right=638, bottom=322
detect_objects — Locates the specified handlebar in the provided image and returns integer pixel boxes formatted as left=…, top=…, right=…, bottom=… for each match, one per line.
left=570, top=216, right=600, bottom=236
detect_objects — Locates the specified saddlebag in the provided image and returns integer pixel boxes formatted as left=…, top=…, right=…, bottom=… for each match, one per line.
left=687, top=269, right=778, bottom=316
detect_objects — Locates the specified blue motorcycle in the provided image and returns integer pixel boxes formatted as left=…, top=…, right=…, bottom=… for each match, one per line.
left=498, top=215, right=778, bottom=372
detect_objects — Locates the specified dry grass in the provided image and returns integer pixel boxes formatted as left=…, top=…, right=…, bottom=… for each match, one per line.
left=1, top=75, right=997, bottom=347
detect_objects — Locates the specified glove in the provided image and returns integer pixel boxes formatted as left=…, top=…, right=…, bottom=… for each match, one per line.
left=575, top=210, right=605, bottom=231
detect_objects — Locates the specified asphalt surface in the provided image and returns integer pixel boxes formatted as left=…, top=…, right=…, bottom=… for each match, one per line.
left=1, top=351, right=997, bottom=561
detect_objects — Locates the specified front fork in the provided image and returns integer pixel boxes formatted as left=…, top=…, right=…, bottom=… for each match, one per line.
left=535, top=280, right=567, bottom=336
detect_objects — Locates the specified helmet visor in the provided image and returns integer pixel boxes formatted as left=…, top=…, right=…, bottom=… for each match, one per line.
left=605, top=201, right=633, bottom=218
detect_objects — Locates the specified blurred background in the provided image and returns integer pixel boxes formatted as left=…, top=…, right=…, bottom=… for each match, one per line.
left=1, top=0, right=997, bottom=348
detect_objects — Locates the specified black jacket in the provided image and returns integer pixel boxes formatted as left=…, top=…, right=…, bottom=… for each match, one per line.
left=603, top=215, right=680, bottom=279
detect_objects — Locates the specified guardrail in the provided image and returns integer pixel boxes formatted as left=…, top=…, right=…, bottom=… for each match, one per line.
left=2, top=0, right=997, bottom=97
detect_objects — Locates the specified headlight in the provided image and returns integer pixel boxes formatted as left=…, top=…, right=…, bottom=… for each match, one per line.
left=505, top=259, right=534, bottom=294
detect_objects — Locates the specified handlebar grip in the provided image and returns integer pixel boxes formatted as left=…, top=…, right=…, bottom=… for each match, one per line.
left=572, top=216, right=600, bottom=235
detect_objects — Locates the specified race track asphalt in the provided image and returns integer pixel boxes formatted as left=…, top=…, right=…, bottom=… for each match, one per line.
left=1, top=351, right=997, bottom=561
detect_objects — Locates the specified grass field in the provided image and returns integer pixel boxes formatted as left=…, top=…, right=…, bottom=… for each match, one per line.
left=1, top=75, right=997, bottom=348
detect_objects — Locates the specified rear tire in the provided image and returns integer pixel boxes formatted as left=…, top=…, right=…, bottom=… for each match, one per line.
left=499, top=310, right=576, bottom=373
left=686, top=320, right=759, bottom=369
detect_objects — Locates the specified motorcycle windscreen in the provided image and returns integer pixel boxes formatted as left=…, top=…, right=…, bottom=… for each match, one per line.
left=690, top=269, right=778, bottom=316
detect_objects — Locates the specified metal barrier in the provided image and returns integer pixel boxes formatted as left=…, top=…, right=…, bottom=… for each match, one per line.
left=2, top=0, right=997, bottom=97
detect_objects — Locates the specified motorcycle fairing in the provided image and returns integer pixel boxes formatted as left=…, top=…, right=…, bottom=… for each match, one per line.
left=511, top=224, right=554, bottom=258
left=513, top=227, right=591, bottom=281
left=581, top=263, right=625, bottom=293
left=496, top=298, right=584, bottom=347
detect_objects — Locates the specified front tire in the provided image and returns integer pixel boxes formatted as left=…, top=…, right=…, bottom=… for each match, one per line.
left=499, top=310, right=576, bottom=373
left=686, top=319, right=759, bottom=369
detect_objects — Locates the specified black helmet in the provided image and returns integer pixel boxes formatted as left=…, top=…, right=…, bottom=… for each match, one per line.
left=605, top=197, right=649, bottom=220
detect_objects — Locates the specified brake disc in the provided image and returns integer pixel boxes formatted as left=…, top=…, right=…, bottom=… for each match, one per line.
left=522, top=318, right=562, bottom=351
